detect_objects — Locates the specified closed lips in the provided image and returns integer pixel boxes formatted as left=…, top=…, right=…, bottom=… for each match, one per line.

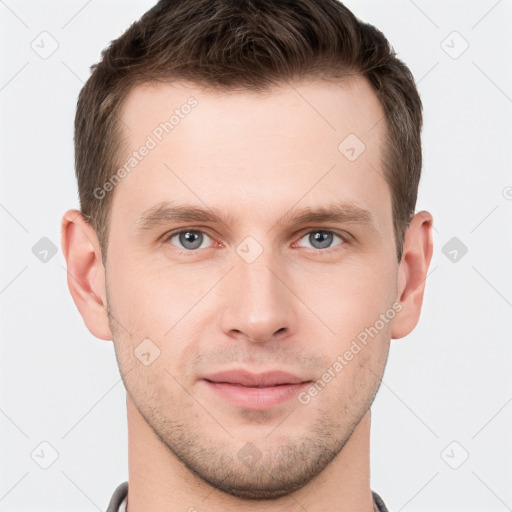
left=201, top=370, right=311, bottom=387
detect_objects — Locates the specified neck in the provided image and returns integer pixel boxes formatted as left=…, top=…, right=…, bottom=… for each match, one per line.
left=125, top=394, right=375, bottom=512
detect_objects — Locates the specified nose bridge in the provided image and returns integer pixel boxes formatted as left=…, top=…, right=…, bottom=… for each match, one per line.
left=220, top=239, right=295, bottom=342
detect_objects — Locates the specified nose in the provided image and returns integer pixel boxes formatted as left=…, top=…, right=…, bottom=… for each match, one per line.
left=219, top=249, right=298, bottom=344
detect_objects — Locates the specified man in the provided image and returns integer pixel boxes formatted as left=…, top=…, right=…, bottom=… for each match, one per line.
left=61, top=0, right=433, bottom=510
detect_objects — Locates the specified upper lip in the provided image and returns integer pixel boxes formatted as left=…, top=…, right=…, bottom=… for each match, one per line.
left=202, top=370, right=310, bottom=387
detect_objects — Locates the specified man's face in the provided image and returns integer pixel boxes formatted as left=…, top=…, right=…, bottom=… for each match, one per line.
left=105, top=77, right=398, bottom=498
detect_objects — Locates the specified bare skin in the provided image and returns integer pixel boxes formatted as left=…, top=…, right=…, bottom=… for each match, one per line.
left=61, top=76, right=433, bottom=512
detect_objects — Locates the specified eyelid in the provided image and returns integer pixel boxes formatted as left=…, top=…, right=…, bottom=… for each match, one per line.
left=163, top=226, right=351, bottom=253
left=292, top=228, right=349, bottom=249
left=163, top=227, right=220, bottom=250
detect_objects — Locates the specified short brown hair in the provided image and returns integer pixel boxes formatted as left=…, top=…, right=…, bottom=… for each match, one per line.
left=74, top=0, right=423, bottom=262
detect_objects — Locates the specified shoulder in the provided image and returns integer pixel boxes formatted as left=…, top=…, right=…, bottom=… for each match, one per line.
left=105, top=481, right=128, bottom=512
left=372, top=490, right=390, bottom=512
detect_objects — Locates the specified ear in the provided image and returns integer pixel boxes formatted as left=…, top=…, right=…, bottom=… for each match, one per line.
left=391, top=211, right=434, bottom=339
left=61, top=209, right=113, bottom=340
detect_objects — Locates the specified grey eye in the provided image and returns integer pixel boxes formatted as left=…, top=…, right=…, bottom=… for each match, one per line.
left=169, top=230, right=212, bottom=250
left=297, top=230, right=344, bottom=250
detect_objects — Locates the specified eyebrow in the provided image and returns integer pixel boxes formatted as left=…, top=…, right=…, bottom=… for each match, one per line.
left=135, top=200, right=376, bottom=232
left=274, top=202, right=375, bottom=230
left=135, top=202, right=236, bottom=231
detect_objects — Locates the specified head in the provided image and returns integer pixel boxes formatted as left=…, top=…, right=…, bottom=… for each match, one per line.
left=62, top=0, right=433, bottom=500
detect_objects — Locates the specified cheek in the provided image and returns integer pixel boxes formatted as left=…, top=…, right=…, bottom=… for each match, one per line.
left=107, top=256, right=202, bottom=337
left=297, top=259, right=394, bottom=398
left=107, top=259, right=212, bottom=387
left=333, top=321, right=390, bottom=403
left=292, top=256, right=397, bottom=338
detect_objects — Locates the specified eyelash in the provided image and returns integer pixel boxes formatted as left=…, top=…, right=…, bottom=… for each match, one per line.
left=163, top=228, right=349, bottom=254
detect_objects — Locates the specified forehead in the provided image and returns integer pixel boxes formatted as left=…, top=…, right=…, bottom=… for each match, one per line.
left=119, top=76, right=385, bottom=149
left=110, top=77, right=390, bottom=233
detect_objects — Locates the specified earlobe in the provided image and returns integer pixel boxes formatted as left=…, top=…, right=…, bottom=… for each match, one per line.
left=61, top=209, right=113, bottom=341
left=391, top=211, right=434, bottom=340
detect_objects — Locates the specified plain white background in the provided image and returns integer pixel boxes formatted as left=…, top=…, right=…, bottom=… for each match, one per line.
left=1, top=1, right=511, bottom=510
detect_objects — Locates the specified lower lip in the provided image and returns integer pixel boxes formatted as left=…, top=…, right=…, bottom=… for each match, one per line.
left=203, top=380, right=311, bottom=410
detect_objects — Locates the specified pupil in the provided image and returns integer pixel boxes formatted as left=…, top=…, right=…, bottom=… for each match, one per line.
left=311, top=230, right=332, bottom=249
left=180, top=231, right=202, bottom=249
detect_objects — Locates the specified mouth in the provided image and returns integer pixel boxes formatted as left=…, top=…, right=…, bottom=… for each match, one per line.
left=201, top=370, right=312, bottom=410
left=209, top=383, right=292, bottom=388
